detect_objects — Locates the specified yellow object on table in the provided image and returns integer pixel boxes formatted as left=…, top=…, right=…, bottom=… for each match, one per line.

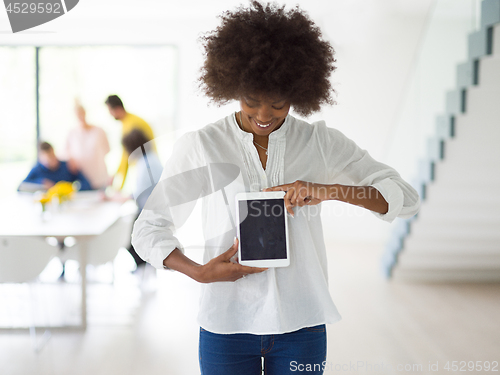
left=36, top=181, right=80, bottom=210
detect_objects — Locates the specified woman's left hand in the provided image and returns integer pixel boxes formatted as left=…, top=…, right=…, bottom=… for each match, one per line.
left=264, top=181, right=327, bottom=217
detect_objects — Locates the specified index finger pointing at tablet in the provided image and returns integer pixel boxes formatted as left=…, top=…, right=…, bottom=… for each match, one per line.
left=263, top=184, right=292, bottom=192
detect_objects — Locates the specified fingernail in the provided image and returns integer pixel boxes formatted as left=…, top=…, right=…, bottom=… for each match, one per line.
left=234, top=236, right=238, bottom=244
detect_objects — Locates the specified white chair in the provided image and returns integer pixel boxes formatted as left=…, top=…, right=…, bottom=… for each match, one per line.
left=0, top=236, right=59, bottom=352
left=0, top=237, right=58, bottom=283
left=61, top=213, right=136, bottom=280
left=86, top=215, right=135, bottom=266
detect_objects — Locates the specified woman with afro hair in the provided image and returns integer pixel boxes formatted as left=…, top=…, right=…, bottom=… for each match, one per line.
left=132, top=2, right=420, bottom=374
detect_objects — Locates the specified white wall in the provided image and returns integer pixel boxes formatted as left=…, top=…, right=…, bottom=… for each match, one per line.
left=385, top=0, right=478, bottom=182
left=1, top=0, right=457, bottom=243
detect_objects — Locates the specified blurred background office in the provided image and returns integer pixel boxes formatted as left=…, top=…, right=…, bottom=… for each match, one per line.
left=1, top=0, right=499, bottom=374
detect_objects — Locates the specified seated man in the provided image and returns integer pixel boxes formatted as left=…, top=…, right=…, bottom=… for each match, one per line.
left=19, top=141, right=92, bottom=192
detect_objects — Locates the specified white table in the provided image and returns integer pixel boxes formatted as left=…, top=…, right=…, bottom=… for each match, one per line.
left=0, top=191, right=125, bottom=330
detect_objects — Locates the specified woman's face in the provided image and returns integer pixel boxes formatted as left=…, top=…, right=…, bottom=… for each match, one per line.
left=239, top=94, right=291, bottom=137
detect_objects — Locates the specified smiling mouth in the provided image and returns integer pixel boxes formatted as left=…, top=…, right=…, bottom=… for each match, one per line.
left=254, top=119, right=274, bottom=128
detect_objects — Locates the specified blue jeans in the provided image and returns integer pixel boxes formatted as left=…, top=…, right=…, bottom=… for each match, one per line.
left=199, top=325, right=327, bottom=375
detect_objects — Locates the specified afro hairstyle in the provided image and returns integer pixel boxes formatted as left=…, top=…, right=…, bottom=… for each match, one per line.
left=199, top=1, right=337, bottom=116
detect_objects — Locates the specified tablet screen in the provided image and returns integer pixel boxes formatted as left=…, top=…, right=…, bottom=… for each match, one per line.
left=238, top=198, right=287, bottom=261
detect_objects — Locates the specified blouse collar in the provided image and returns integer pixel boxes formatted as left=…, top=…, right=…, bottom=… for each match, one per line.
left=230, top=112, right=291, bottom=141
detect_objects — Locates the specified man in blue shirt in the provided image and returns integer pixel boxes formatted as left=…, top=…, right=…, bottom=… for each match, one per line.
left=19, top=141, right=92, bottom=192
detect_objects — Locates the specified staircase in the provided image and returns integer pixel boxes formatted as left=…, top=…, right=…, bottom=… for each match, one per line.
left=382, top=0, right=500, bottom=282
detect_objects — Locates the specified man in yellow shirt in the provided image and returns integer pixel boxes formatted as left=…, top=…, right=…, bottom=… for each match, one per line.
left=105, top=95, right=155, bottom=189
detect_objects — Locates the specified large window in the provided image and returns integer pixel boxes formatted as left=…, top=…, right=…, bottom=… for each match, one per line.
left=0, top=47, right=37, bottom=194
left=0, top=46, right=178, bottom=195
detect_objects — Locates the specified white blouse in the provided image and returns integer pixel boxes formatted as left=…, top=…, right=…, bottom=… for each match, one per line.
left=131, top=113, right=420, bottom=335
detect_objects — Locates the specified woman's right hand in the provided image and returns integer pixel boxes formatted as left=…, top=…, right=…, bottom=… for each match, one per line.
left=196, top=238, right=268, bottom=283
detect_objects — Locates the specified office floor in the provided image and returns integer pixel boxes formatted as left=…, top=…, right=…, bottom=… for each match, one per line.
left=1, top=243, right=499, bottom=375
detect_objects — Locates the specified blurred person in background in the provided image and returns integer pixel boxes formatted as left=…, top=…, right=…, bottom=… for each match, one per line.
left=19, top=141, right=92, bottom=192
left=105, top=94, right=155, bottom=190
left=109, top=129, right=163, bottom=270
left=65, top=101, right=110, bottom=190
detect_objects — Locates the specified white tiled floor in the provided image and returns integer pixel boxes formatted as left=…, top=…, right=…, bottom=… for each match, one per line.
left=1, top=243, right=500, bottom=375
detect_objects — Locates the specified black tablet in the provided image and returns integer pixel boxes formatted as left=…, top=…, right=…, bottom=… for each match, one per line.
left=235, top=191, right=290, bottom=267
